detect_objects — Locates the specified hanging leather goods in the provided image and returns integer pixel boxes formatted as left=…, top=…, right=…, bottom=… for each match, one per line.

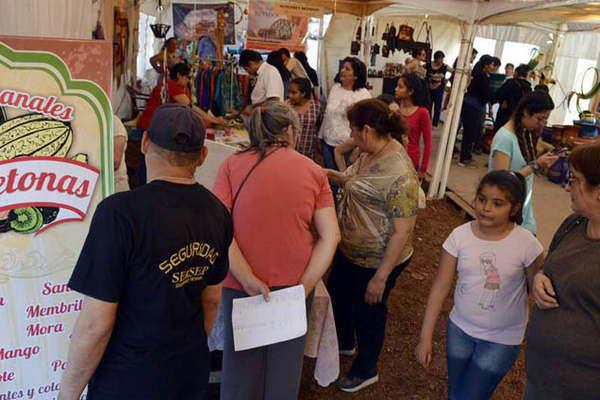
left=387, top=22, right=397, bottom=54
left=411, top=21, right=433, bottom=61
left=398, top=24, right=414, bottom=41
left=382, top=23, right=389, bottom=41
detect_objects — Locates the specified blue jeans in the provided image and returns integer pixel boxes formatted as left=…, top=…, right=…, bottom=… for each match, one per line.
left=446, top=320, right=520, bottom=400
left=320, top=139, right=337, bottom=170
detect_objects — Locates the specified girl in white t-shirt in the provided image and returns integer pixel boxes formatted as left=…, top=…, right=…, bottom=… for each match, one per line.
left=416, top=170, right=544, bottom=400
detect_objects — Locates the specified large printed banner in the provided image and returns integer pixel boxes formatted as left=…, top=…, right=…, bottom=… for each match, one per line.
left=246, top=0, right=321, bottom=52
left=173, top=2, right=236, bottom=44
left=0, top=37, right=112, bottom=400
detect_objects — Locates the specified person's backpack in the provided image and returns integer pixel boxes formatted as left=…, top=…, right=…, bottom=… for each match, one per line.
left=548, top=214, right=587, bottom=254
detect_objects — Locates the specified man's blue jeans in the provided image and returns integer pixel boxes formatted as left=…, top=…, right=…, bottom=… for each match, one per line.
left=446, top=320, right=520, bottom=400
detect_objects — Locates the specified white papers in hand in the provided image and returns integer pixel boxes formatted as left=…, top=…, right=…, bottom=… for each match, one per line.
left=232, top=285, right=307, bottom=351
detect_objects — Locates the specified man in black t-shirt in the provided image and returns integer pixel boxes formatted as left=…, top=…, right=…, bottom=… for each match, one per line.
left=58, top=104, right=233, bottom=400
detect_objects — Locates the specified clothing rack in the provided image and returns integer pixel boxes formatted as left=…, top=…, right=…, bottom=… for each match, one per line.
left=191, top=56, right=239, bottom=114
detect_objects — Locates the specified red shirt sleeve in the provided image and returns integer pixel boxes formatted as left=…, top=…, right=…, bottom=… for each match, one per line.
left=167, top=79, right=188, bottom=100
left=137, top=84, right=162, bottom=130
left=419, top=108, right=433, bottom=173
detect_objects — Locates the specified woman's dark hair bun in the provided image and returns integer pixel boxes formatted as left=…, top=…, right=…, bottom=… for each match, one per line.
left=347, top=98, right=408, bottom=141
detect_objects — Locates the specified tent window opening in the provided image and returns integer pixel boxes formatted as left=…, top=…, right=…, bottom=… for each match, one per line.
left=565, top=58, right=597, bottom=124
left=473, top=37, right=497, bottom=62
left=306, top=17, right=321, bottom=75
left=137, top=12, right=158, bottom=87
left=501, top=41, right=539, bottom=72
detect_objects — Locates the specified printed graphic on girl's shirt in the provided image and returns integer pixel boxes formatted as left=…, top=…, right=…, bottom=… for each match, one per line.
left=478, top=252, right=500, bottom=311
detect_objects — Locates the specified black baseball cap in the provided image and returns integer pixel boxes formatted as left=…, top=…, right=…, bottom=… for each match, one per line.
left=148, top=103, right=205, bottom=153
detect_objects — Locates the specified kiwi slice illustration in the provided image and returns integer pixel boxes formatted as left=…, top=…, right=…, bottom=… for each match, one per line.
left=9, top=207, right=43, bottom=234
left=39, top=207, right=59, bottom=224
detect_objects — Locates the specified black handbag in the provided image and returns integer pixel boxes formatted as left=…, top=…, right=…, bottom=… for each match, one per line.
left=382, top=45, right=390, bottom=58
left=411, top=21, right=433, bottom=61
left=382, top=23, right=389, bottom=41
left=387, top=23, right=397, bottom=53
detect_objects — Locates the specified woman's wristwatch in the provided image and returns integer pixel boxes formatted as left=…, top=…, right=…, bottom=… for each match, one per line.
left=529, top=160, right=541, bottom=175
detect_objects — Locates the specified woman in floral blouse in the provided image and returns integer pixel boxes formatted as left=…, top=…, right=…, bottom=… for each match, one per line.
left=287, top=77, right=321, bottom=160
left=325, top=98, right=418, bottom=393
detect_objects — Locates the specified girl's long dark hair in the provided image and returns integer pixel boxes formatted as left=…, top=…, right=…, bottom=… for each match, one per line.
left=267, top=50, right=291, bottom=82
left=294, top=51, right=319, bottom=87
left=400, top=73, right=431, bottom=109
left=477, top=170, right=527, bottom=224
left=511, top=91, right=554, bottom=162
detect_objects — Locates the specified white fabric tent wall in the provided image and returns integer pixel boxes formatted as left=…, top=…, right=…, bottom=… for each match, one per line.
left=0, top=0, right=93, bottom=40
left=476, top=24, right=550, bottom=48
left=322, top=13, right=361, bottom=91
left=549, top=31, right=600, bottom=125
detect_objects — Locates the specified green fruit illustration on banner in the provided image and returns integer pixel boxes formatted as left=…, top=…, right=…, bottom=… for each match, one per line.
left=0, top=108, right=89, bottom=235
left=0, top=113, right=73, bottom=161
left=9, top=207, right=44, bottom=233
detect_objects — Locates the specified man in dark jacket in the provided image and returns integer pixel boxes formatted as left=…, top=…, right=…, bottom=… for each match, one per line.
left=493, top=64, right=532, bottom=131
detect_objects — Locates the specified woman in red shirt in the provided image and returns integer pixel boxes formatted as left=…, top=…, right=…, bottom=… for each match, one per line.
left=395, top=73, right=432, bottom=178
left=138, top=62, right=226, bottom=131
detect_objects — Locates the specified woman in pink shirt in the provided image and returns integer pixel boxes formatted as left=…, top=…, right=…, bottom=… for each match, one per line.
left=395, top=73, right=433, bottom=178
left=213, top=101, right=340, bottom=400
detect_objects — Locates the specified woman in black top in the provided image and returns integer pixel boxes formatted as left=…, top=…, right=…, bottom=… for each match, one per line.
left=458, top=55, right=500, bottom=166
left=426, top=50, right=449, bottom=127
left=267, top=49, right=292, bottom=97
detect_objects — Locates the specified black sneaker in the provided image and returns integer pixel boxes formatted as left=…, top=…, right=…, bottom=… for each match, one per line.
left=336, top=374, right=379, bottom=393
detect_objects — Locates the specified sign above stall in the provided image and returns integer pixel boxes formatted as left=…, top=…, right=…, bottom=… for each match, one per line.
left=247, top=0, right=323, bottom=52
left=0, top=36, right=112, bottom=399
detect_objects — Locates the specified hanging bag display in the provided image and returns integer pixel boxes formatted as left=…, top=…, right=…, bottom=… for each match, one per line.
left=395, top=21, right=415, bottom=53
left=397, top=24, right=414, bottom=41
left=382, top=44, right=390, bottom=58
left=387, top=23, right=397, bottom=54
left=410, top=21, right=433, bottom=60
left=382, top=23, right=389, bottom=41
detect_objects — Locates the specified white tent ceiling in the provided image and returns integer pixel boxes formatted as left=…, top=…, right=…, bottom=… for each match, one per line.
left=370, top=0, right=600, bottom=32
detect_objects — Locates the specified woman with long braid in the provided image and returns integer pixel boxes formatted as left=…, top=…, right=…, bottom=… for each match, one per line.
left=488, top=90, right=559, bottom=235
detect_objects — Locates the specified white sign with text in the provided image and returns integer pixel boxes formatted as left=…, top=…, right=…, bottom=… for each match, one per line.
left=232, top=285, right=307, bottom=351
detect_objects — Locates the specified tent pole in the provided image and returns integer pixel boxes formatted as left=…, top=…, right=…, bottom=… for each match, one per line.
left=428, top=21, right=474, bottom=199
left=546, top=24, right=566, bottom=73
left=438, top=22, right=477, bottom=198
left=362, top=15, right=370, bottom=69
